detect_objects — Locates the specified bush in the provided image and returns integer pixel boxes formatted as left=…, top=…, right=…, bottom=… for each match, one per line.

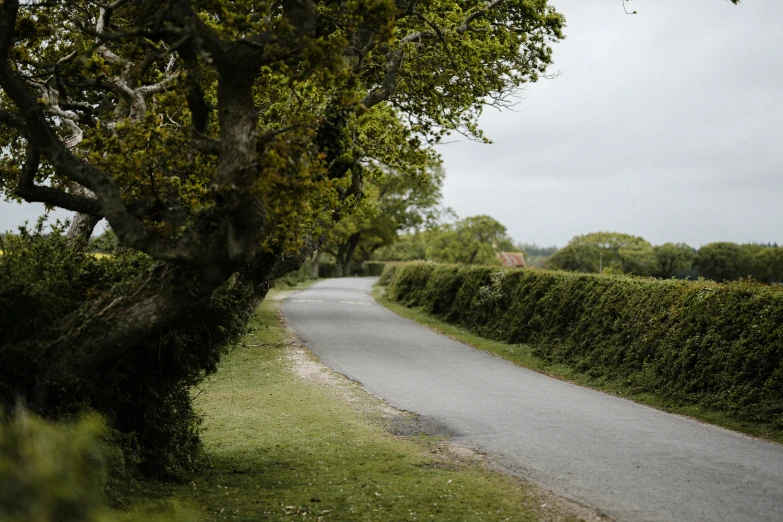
left=378, top=263, right=401, bottom=286
left=386, top=263, right=783, bottom=427
left=0, top=222, right=250, bottom=481
left=0, top=408, right=114, bottom=522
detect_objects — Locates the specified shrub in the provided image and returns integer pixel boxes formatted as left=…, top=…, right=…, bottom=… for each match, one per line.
left=0, top=222, right=250, bottom=481
left=386, top=264, right=783, bottom=427
left=0, top=408, right=114, bottom=522
left=378, top=262, right=400, bottom=286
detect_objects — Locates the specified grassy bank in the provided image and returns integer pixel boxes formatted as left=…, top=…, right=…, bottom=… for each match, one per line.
left=117, top=285, right=584, bottom=521
left=373, top=285, right=783, bottom=444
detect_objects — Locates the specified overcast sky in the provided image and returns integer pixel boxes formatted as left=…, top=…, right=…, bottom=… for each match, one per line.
left=437, top=0, right=783, bottom=247
left=2, top=0, right=781, bottom=248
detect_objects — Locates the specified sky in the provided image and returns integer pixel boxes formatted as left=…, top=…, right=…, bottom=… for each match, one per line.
left=1, top=0, right=781, bottom=248
left=436, top=0, right=783, bottom=247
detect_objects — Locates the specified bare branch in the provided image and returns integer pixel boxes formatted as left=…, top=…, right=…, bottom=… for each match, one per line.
left=16, top=144, right=103, bottom=216
left=137, top=71, right=180, bottom=96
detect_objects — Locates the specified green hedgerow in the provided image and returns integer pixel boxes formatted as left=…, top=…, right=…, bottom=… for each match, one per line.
left=387, top=264, right=783, bottom=427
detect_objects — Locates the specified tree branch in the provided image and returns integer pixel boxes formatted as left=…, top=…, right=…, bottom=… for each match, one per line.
left=0, top=0, right=19, bottom=62
left=16, top=144, right=103, bottom=216
left=0, top=108, right=24, bottom=130
left=457, top=0, right=506, bottom=34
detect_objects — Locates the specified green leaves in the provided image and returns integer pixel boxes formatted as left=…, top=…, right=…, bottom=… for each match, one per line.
left=387, top=263, right=783, bottom=428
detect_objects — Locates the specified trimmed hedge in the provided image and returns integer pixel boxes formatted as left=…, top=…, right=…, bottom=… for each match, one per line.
left=386, top=263, right=783, bottom=427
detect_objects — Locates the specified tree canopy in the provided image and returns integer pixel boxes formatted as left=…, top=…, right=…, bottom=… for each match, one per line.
left=321, top=164, right=444, bottom=276
left=546, top=232, right=653, bottom=275
left=0, top=0, right=563, bottom=371
left=374, top=214, right=517, bottom=265
left=0, top=0, right=565, bottom=476
left=425, top=214, right=515, bottom=264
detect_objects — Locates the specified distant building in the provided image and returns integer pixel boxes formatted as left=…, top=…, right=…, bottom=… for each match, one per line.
left=498, top=252, right=526, bottom=267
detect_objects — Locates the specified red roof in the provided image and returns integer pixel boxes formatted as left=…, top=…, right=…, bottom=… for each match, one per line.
left=498, top=252, right=526, bottom=267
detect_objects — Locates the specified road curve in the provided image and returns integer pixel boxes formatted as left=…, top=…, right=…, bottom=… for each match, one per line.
left=280, top=277, right=783, bottom=522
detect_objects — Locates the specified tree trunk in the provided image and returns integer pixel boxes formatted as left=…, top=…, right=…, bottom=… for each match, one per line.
left=334, top=256, right=344, bottom=278
left=40, top=263, right=219, bottom=386
left=311, top=250, right=322, bottom=278
left=343, top=233, right=361, bottom=276
left=67, top=213, right=102, bottom=244
left=37, top=243, right=299, bottom=392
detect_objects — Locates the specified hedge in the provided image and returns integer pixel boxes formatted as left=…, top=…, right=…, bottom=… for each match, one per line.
left=386, top=263, right=783, bottom=427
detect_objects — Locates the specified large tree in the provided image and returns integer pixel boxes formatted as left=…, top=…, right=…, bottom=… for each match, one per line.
left=546, top=232, right=653, bottom=275
left=0, top=0, right=564, bottom=468
left=322, top=164, right=444, bottom=276
left=425, top=214, right=515, bottom=265
left=650, top=242, right=695, bottom=279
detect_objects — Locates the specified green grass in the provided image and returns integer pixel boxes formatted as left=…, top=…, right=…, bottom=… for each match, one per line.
left=116, top=284, right=578, bottom=521
left=373, top=286, right=783, bottom=445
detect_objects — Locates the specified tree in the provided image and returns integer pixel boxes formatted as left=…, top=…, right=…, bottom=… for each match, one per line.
left=322, top=164, right=444, bottom=276
left=694, top=242, right=753, bottom=282
left=650, top=242, right=695, bottom=279
left=546, top=232, right=654, bottom=275
left=424, top=214, right=514, bottom=265
left=0, top=0, right=564, bottom=474
left=755, top=246, right=783, bottom=284
left=372, top=231, right=428, bottom=261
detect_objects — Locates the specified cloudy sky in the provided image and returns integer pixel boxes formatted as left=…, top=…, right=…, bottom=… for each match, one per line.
left=437, top=0, right=783, bottom=247
left=2, top=0, right=781, bottom=248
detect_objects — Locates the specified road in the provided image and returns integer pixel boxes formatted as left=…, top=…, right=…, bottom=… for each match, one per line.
left=280, top=277, right=783, bottom=522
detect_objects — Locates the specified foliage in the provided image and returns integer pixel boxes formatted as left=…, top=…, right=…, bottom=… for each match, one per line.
left=0, top=222, right=251, bottom=480
left=544, top=234, right=783, bottom=283
left=322, top=164, right=444, bottom=276
left=651, top=242, right=696, bottom=279
left=755, top=246, right=783, bottom=284
left=372, top=214, right=517, bottom=265
left=694, top=242, right=757, bottom=282
left=693, top=242, right=783, bottom=283
left=546, top=232, right=653, bottom=275
left=353, top=260, right=388, bottom=277
left=372, top=232, right=429, bottom=261
left=378, top=262, right=401, bottom=286
left=0, top=0, right=565, bottom=481
left=516, top=243, right=559, bottom=258
left=386, top=263, right=783, bottom=428
left=0, top=408, right=114, bottom=522
left=424, top=215, right=515, bottom=265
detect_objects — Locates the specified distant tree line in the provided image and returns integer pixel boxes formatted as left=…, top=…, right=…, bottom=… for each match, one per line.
left=373, top=214, right=519, bottom=266
left=515, top=243, right=558, bottom=268
left=544, top=232, right=783, bottom=283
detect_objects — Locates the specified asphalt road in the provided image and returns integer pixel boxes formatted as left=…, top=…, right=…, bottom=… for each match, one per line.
left=280, top=277, right=783, bottom=522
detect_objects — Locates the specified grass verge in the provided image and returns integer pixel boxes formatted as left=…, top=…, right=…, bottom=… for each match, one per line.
left=372, top=286, right=783, bottom=445
left=116, top=283, right=585, bottom=521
